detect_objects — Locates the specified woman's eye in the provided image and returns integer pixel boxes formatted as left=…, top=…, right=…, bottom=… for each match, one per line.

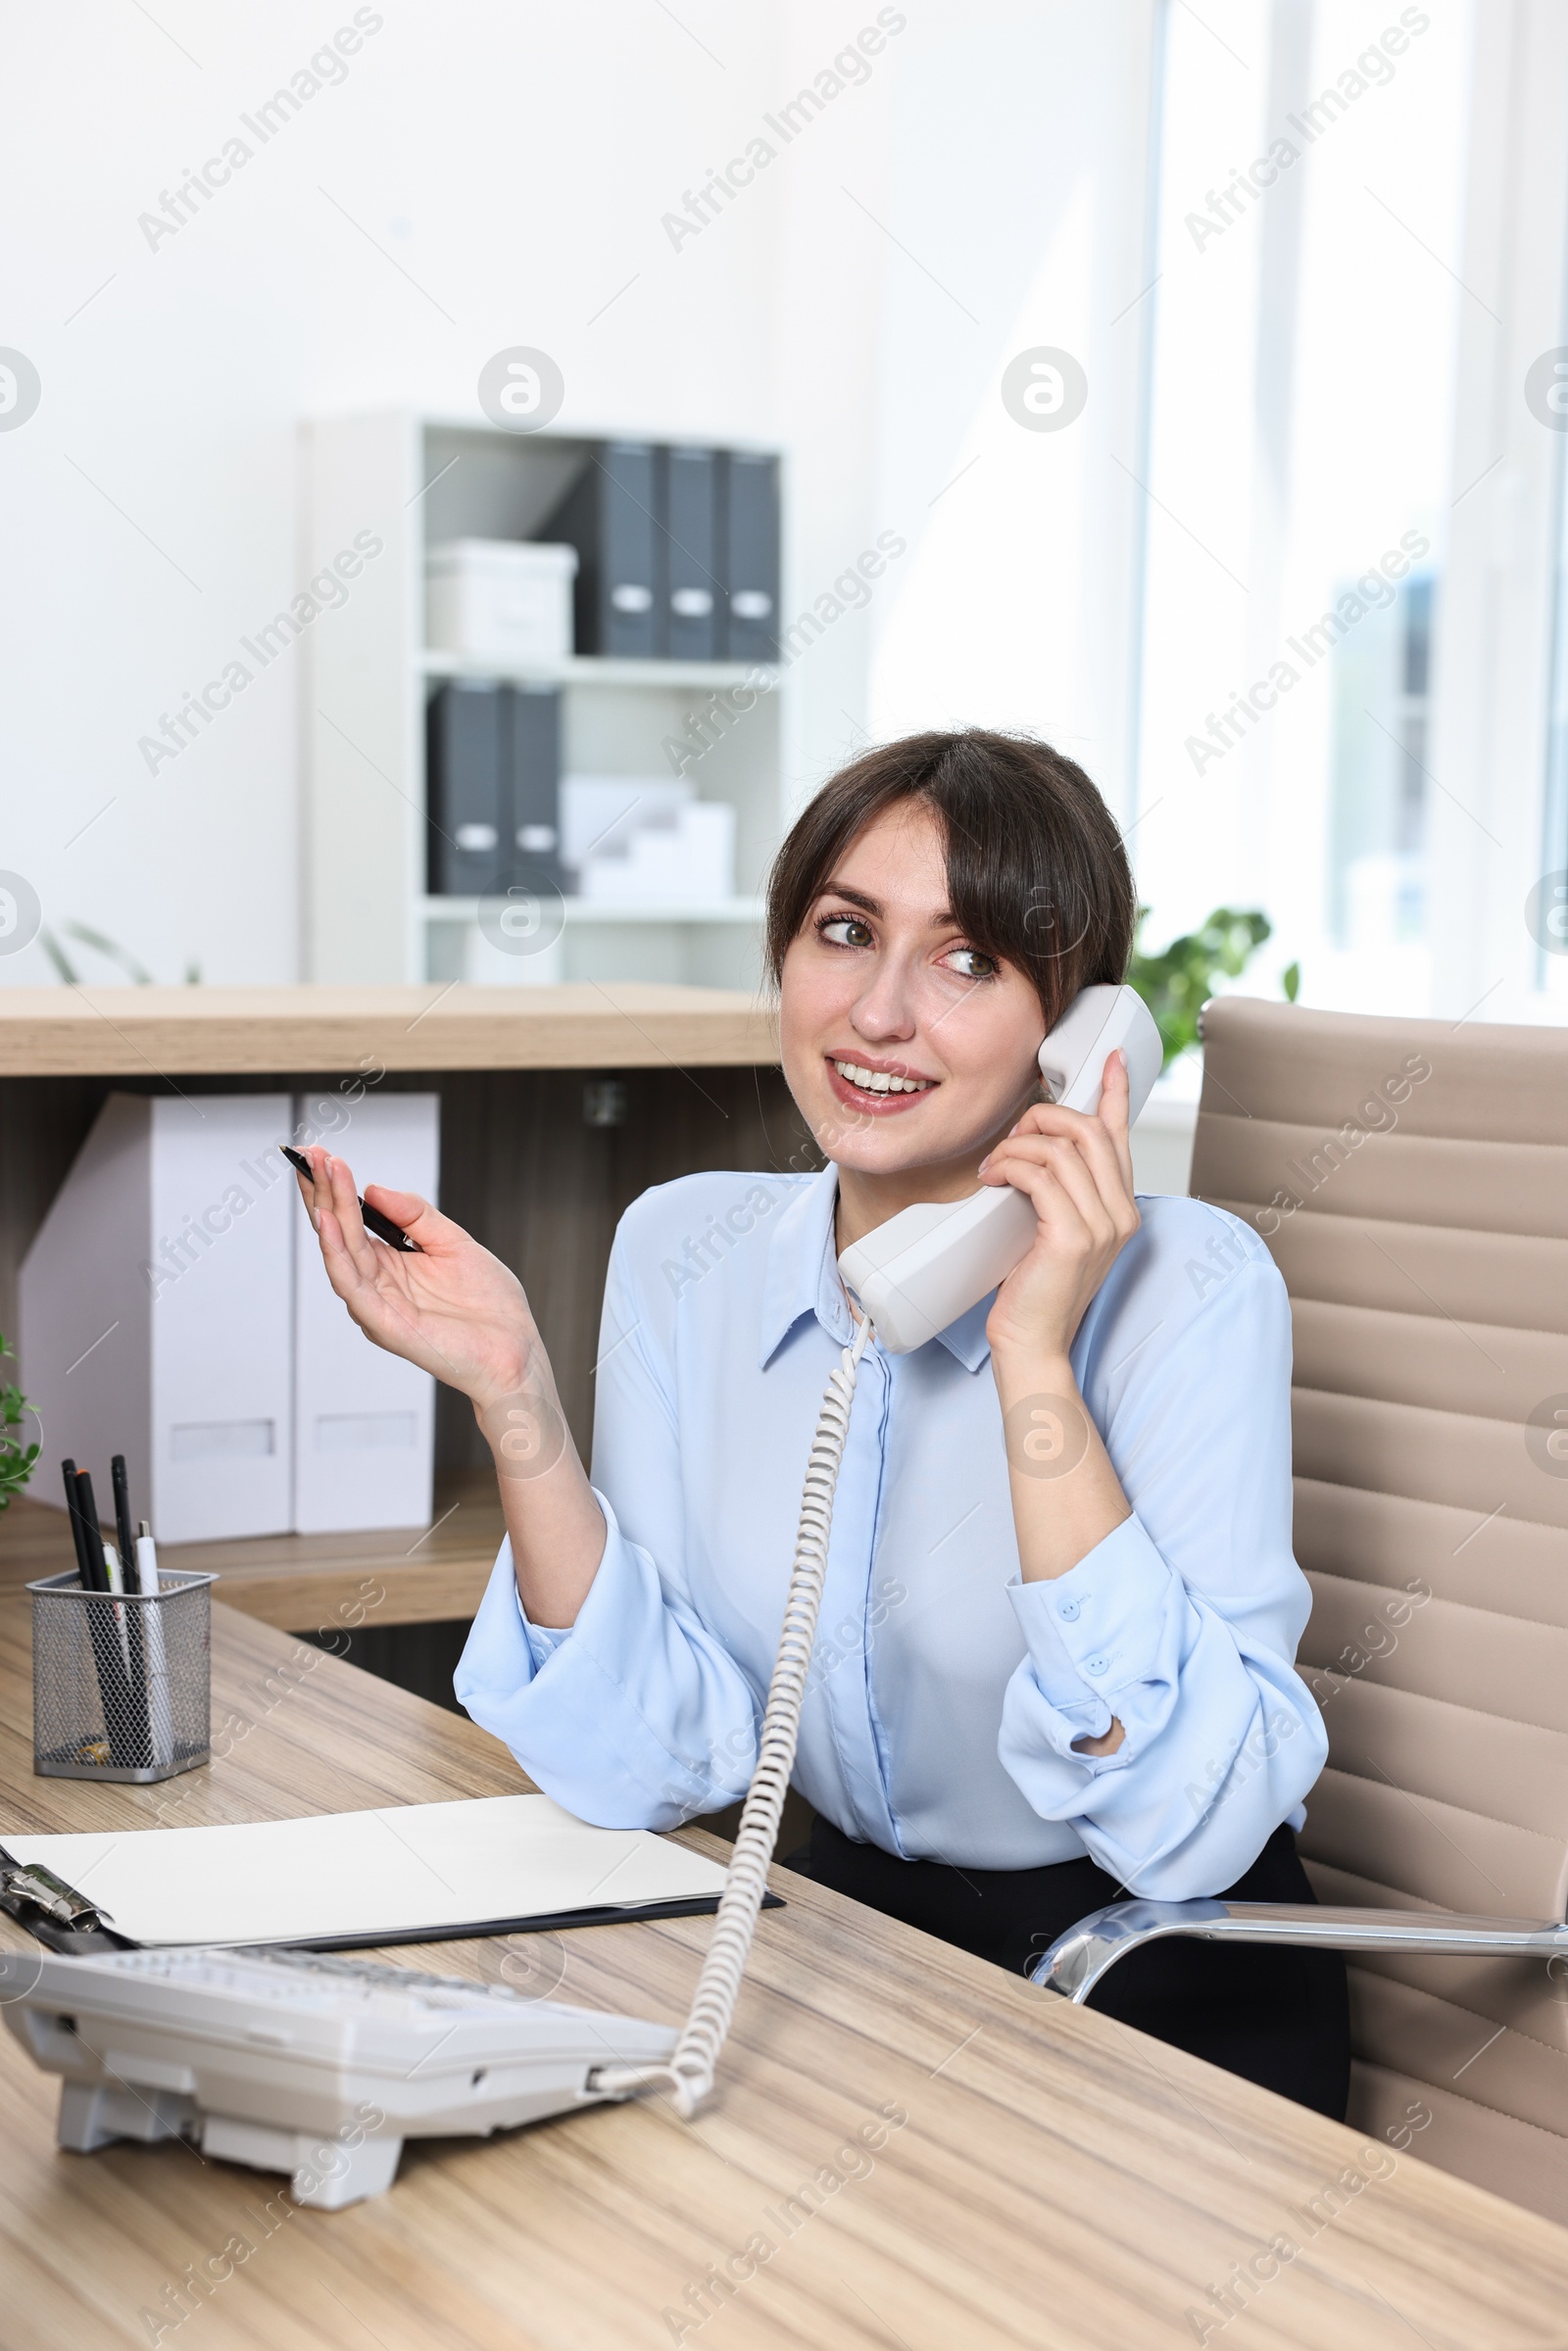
left=819, top=915, right=874, bottom=949
left=943, top=946, right=999, bottom=980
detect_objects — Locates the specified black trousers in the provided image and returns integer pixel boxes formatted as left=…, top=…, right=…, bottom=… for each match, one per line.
left=789, top=1816, right=1350, bottom=2121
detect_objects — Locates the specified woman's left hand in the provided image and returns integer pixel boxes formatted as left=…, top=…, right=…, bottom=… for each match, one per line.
left=979, top=1048, right=1140, bottom=1364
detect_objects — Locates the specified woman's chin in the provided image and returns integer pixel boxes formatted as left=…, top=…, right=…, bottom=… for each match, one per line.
left=815, top=1118, right=980, bottom=1181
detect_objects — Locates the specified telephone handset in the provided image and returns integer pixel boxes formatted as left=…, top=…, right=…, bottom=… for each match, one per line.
left=836, top=984, right=1165, bottom=1353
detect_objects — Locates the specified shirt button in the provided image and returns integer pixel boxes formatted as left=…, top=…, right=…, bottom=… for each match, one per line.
left=1057, top=1597, right=1081, bottom=1621
left=1084, top=1654, right=1108, bottom=1677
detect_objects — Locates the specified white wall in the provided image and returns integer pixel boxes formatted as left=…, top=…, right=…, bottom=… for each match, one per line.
left=1, top=0, right=782, bottom=985
left=0, top=0, right=1159, bottom=988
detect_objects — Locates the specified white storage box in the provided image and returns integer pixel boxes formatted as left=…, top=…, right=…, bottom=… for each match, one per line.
left=291, top=1092, right=439, bottom=1534
left=425, top=539, right=578, bottom=664
left=19, top=1095, right=297, bottom=1544
left=580, top=799, right=736, bottom=906
left=559, top=774, right=694, bottom=874
left=19, top=1091, right=442, bottom=1543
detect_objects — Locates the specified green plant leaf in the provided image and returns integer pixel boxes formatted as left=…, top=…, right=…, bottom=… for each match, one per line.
left=37, top=927, right=80, bottom=986
left=61, top=920, right=155, bottom=986
left=0, top=1329, right=37, bottom=1509
left=1126, top=906, right=1274, bottom=1070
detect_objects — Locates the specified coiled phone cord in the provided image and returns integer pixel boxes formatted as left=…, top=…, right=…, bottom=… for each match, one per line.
left=597, top=1313, right=872, bottom=2118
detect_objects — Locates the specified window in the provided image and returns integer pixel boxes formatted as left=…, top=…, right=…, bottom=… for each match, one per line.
left=1132, top=0, right=1473, bottom=1016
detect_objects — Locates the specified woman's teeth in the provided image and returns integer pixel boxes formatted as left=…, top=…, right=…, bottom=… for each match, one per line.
left=832, top=1059, right=933, bottom=1095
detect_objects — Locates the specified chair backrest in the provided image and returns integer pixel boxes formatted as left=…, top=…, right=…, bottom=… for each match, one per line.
left=1191, top=996, right=1568, bottom=2224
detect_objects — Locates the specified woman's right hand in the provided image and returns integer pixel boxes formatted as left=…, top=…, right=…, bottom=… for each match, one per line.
left=296, top=1146, right=609, bottom=1625
left=292, top=1147, right=538, bottom=1415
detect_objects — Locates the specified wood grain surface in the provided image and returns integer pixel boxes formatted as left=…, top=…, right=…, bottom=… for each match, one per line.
left=0, top=1592, right=1565, bottom=2349
left=0, top=985, right=780, bottom=1077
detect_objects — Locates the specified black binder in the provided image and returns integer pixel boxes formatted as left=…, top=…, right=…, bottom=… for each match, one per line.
left=505, top=685, right=563, bottom=892
left=541, top=442, right=658, bottom=658
left=719, top=452, right=780, bottom=663
left=426, top=681, right=505, bottom=896
left=658, top=445, right=720, bottom=661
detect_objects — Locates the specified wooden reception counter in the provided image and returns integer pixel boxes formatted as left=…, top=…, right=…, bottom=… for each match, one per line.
left=0, top=981, right=779, bottom=1077
left=0, top=983, right=803, bottom=1651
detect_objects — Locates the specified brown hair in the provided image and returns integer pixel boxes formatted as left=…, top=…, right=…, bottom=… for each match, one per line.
left=764, top=728, right=1136, bottom=1028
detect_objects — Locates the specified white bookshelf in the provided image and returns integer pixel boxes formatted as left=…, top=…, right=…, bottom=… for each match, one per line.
left=418, top=897, right=767, bottom=924
left=418, top=650, right=770, bottom=693
left=304, top=414, right=785, bottom=989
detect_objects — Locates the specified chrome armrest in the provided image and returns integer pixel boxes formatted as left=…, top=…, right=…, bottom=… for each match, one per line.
left=1030, top=1899, right=1568, bottom=2003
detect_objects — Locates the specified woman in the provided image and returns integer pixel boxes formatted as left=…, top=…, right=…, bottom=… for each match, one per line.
left=294, top=729, right=1348, bottom=2118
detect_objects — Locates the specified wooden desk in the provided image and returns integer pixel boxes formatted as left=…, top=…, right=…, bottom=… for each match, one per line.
left=1, top=1600, right=1566, bottom=2349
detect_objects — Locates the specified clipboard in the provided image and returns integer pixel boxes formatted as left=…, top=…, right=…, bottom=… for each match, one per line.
left=0, top=1795, right=779, bottom=1953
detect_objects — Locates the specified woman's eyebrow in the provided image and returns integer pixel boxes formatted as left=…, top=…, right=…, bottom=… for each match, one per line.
left=817, top=883, right=960, bottom=929
left=817, top=883, right=882, bottom=914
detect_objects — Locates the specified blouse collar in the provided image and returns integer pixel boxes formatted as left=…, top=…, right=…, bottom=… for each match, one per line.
left=758, top=1165, right=994, bottom=1374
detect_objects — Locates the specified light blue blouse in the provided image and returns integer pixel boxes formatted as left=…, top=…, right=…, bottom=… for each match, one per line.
left=455, top=1166, right=1327, bottom=1898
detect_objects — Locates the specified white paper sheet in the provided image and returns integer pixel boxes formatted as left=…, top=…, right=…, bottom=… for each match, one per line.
left=4, top=1794, right=731, bottom=1947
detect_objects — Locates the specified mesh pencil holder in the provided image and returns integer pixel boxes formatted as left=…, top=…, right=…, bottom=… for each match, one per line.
left=28, top=1571, right=217, bottom=1785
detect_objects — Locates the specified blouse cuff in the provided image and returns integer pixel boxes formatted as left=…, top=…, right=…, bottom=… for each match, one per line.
left=514, top=1584, right=572, bottom=1671
left=473, top=1494, right=636, bottom=1679
left=1006, top=1513, right=1177, bottom=1742
left=453, top=1488, right=757, bottom=1826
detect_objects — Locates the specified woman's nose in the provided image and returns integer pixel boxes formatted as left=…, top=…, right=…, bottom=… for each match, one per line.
left=851, top=965, right=919, bottom=1042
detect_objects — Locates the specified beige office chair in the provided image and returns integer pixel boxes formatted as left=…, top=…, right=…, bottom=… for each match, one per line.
left=1030, top=997, right=1568, bottom=2226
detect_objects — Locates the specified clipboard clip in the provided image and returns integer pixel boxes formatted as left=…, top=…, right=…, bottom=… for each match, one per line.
left=0, top=1846, right=127, bottom=1952
left=1, top=1857, right=102, bottom=1932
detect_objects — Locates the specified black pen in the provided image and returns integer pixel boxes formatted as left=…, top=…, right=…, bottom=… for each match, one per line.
left=64, top=1463, right=144, bottom=1769
left=111, top=1455, right=141, bottom=1596
left=61, top=1458, right=101, bottom=1591
left=78, top=1466, right=154, bottom=1770
left=74, top=1469, right=116, bottom=1593
left=281, top=1144, right=421, bottom=1252
left=110, top=1452, right=154, bottom=1770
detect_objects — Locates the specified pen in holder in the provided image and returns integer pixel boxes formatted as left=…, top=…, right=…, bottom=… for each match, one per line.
left=28, top=1571, right=216, bottom=1783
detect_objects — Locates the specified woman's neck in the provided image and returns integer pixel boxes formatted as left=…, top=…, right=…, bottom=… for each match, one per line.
left=832, top=1149, right=990, bottom=1255
left=829, top=1075, right=1045, bottom=1256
